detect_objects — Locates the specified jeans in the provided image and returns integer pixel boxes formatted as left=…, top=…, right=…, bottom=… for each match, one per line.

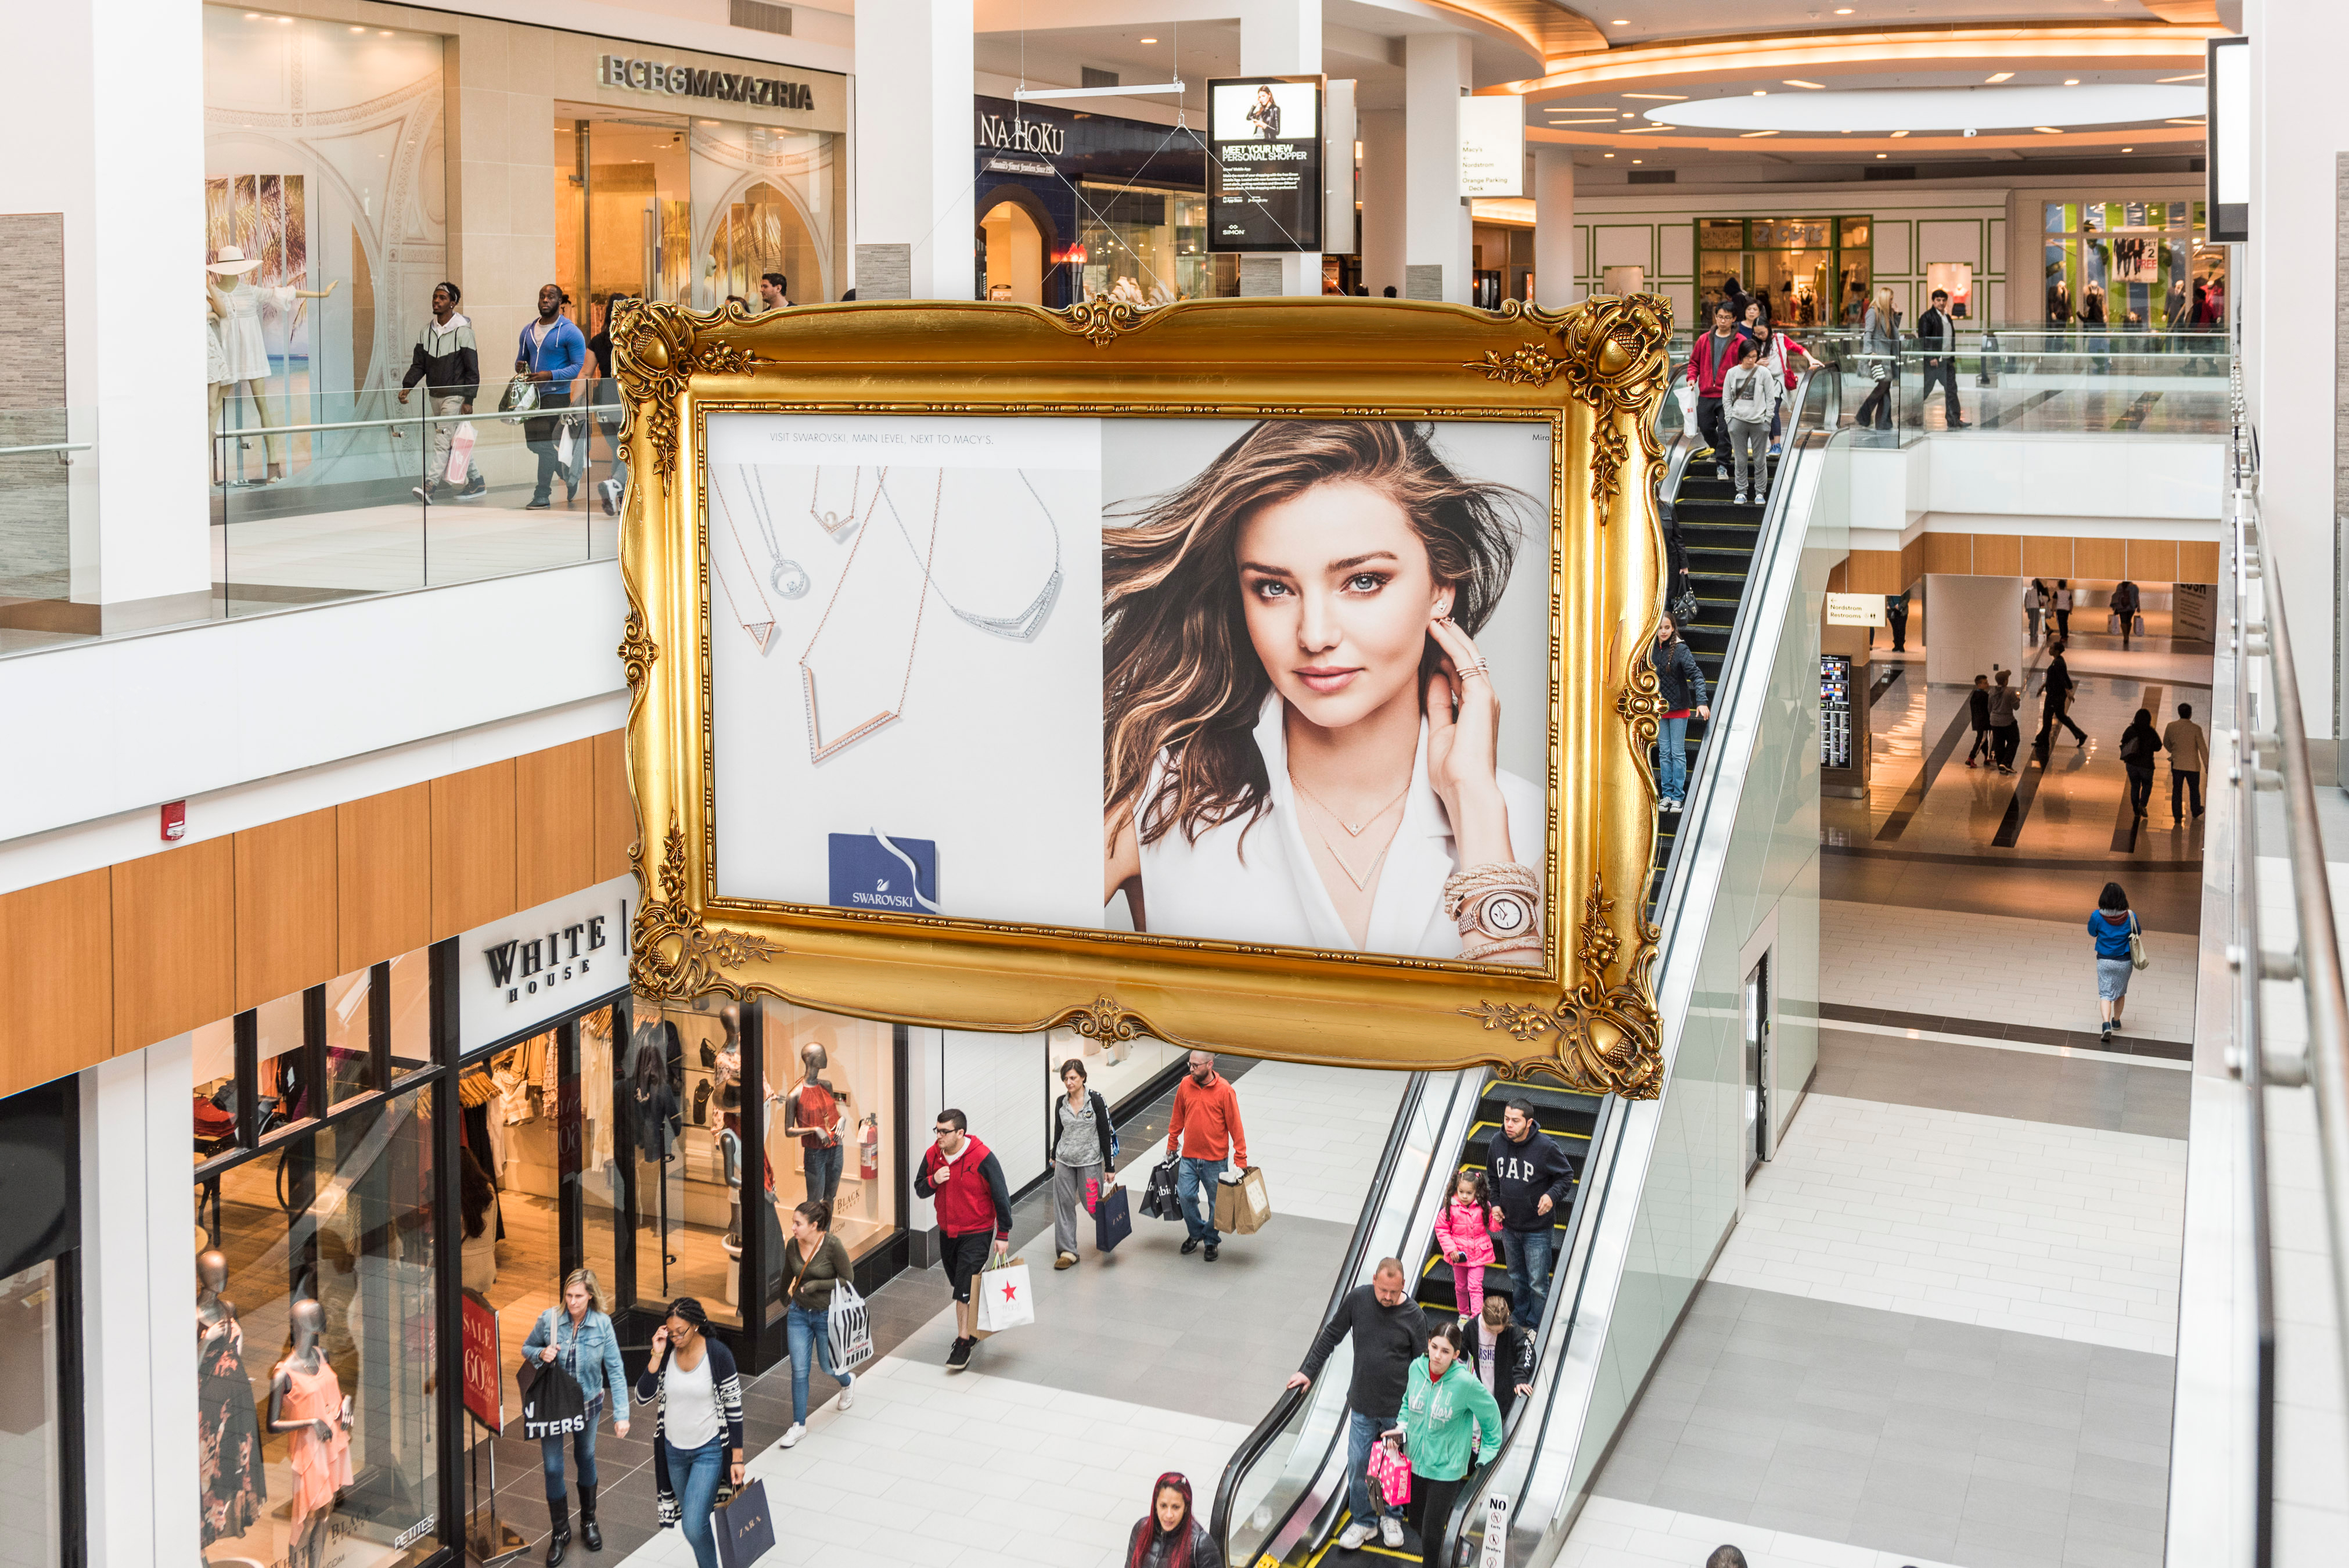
left=804, top=1142, right=843, bottom=1203
left=668, top=1434, right=728, bottom=1568
left=785, top=1301, right=850, bottom=1425
left=2127, top=765, right=2154, bottom=818
left=1504, top=1225, right=1557, bottom=1328
left=1344, top=1408, right=1398, bottom=1523
left=1728, top=417, right=1768, bottom=497
left=2173, top=769, right=2203, bottom=819
left=539, top=1393, right=602, bottom=1501
left=525, top=392, right=573, bottom=502
left=1656, top=714, right=1689, bottom=805
left=1175, top=1156, right=1224, bottom=1246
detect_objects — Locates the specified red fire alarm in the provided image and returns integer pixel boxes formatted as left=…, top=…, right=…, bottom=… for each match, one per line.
left=161, top=801, right=187, bottom=842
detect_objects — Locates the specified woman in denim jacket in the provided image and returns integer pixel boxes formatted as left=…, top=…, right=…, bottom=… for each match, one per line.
left=521, top=1268, right=631, bottom=1563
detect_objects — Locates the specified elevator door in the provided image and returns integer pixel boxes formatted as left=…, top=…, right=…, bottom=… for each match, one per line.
left=1743, top=953, right=1769, bottom=1178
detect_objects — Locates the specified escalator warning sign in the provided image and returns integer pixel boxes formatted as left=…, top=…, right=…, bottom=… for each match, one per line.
left=1483, top=1494, right=1509, bottom=1566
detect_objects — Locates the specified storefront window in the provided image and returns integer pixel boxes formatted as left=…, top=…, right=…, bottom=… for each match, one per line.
left=623, top=997, right=743, bottom=1324
left=1077, top=184, right=1210, bottom=303
left=1695, top=216, right=1866, bottom=328
left=2041, top=196, right=2220, bottom=329
left=197, top=1089, right=438, bottom=1568
left=0, top=1261, right=65, bottom=1567
left=758, top=1002, right=898, bottom=1259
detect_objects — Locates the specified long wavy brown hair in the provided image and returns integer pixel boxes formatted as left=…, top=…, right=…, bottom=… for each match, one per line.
left=1104, top=419, right=1524, bottom=848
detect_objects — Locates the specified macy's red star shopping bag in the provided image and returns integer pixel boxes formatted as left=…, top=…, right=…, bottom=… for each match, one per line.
left=974, top=1254, right=1035, bottom=1334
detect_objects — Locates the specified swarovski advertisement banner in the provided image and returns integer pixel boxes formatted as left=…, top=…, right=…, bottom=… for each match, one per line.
left=1207, top=77, right=1325, bottom=251
left=705, top=413, right=1555, bottom=964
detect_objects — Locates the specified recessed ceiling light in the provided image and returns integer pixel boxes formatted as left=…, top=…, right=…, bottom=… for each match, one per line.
left=2168, top=117, right=2207, bottom=124
left=1139, top=36, right=1156, bottom=43
left=1621, top=125, right=1667, bottom=132
left=1785, top=80, right=1826, bottom=90
left=1740, top=130, right=1779, bottom=138
left=1612, top=18, right=1630, bottom=24
left=1623, top=93, right=1688, bottom=100
left=2121, top=146, right=2134, bottom=152
left=1603, top=153, right=1615, bottom=158
left=1620, top=112, right=1635, bottom=118
left=2158, top=73, right=2205, bottom=84
left=1985, top=73, right=2013, bottom=84
left=1833, top=6, right=1853, bottom=12
left=2034, top=125, right=2063, bottom=134
left=1876, top=153, right=1887, bottom=159
left=1632, top=159, right=1642, bottom=163
left=2064, top=79, right=2080, bottom=87
left=1891, top=130, right=1909, bottom=138
left=1752, top=89, right=1768, bottom=96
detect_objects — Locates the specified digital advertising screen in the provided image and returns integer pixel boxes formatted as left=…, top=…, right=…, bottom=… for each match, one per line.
left=1207, top=76, right=1324, bottom=252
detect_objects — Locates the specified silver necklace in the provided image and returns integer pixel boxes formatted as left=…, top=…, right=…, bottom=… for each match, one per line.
left=738, top=466, right=810, bottom=600
left=880, top=470, right=1063, bottom=642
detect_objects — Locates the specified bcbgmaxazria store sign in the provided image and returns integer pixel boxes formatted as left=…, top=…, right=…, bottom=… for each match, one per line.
left=458, top=874, right=636, bottom=1056
left=600, top=53, right=815, bottom=109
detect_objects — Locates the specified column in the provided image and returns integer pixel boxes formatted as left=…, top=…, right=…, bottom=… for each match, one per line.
left=1358, top=109, right=1406, bottom=297
left=851, top=0, right=974, bottom=300
left=1239, top=0, right=1322, bottom=296
left=1533, top=144, right=1577, bottom=310
left=1404, top=33, right=1473, bottom=303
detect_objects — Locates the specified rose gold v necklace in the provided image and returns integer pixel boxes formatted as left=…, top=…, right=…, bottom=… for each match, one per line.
left=798, top=467, right=940, bottom=763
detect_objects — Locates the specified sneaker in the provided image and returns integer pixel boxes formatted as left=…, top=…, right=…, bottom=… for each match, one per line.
left=1380, top=1516, right=1405, bottom=1549
left=1998, top=765, right=2014, bottom=775
left=946, top=1337, right=973, bottom=1372
left=1964, top=758, right=1978, bottom=768
left=1715, top=463, right=1730, bottom=483
left=526, top=496, right=552, bottom=510
left=598, top=478, right=623, bottom=517
left=837, top=1378, right=854, bottom=1411
left=780, top=1423, right=805, bottom=1448
left=1339, top=1522, right=1375, bottom=1552
left=1055, top=1251, right=1077, bottom=1270
left=1768, top=442, right=1782, bottom=456
left=1733, top=492, right=1748, bottom=506
left=1204, top=1243, right=1220, bottom=1262
left=2100, top=1024, right=2113, bottom=1042
left=456, top=477, right=488, bottom=502
left=1181, top=1238, right=1201, bottom=1256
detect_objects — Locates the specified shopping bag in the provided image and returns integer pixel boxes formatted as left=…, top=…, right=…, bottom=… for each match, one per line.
left=974, top=1256, right=1035, bottom=1334
left=2133, top=613, right=2146, bottom=636
left=1213, top=1166, right=1272, bottom=1236
left=2108, top=612, right=2123, bottom=634
left=827, top=1281, right=874, bottom=1371
left=497, top=376, right=539, bottom=419
left=713, top=1477, right=775, bottom=1568
left=1366, top=1436, right=1413, bottom=1510
left=1094, top=1183, right=1134, bottom=1253
left=443, top=422, right=477, bottom=485
left=2129, top=914, right=2152, bottom=973
left=556, top=419, right=575, bottom=470
left=1140, top=1156, right=1182, bottom=1221
left=1672, top=380, right=1697, bottom=427
left=515, top=1355, right=587, bottom=1441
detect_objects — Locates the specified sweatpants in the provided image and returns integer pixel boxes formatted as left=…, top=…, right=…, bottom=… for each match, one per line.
left=1052, top=1160, right=1102, bottom=1257
left=1728, top=417, right=1769, bottom=496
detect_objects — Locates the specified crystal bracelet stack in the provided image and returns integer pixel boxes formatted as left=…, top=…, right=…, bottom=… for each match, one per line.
left=1441, top=862, right=1543, bottom=962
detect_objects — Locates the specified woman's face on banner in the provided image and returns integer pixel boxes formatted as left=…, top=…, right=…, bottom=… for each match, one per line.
left=1236, top=480, right=1453, bottom=733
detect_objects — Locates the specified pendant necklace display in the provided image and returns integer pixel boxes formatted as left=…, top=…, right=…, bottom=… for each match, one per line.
left=1290, top=772, right=1412, bottom=892
left=739, top=465, right=812, bottom=599
left=880, top=469, right=1063, bottom=641
left=711, top=482, right=780, bottom=652
left=808, top=467, right=862, bottom=538
left=799, top=467, right=938, bottom=763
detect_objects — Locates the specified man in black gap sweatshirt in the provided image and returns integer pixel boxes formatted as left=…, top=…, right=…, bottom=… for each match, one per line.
left=1286, top=1260, right=1427, bottom=1552
left=1485, top=1100, right=1575, bottom=1330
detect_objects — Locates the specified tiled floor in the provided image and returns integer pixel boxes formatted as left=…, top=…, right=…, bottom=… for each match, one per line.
left=1806, top=1028, right=2188, bottom=1138
left=213, top=496, right=615, bottom=591
left=1711, top=1092, right=2185, bottom=1355
left=1564, top=1497, right=1966, bottom=1568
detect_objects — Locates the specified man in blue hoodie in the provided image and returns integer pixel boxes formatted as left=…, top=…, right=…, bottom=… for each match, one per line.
left=517, top=283, right=588, bottom=509
left=1484, top=1100, right=1576, bottom=1330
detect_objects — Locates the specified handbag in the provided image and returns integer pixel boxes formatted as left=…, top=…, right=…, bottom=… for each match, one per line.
left=515, top=1350, right=588, bottom=1440
left=974, top=1254, right=1034, bottom=1334
left=713, top=1477, right=775, bottom=1568
left=1094, top=1182, right=1134, bottom=1253
left=2129, top=912, right=2151, bottom=972
left=1366, top=1435, right=1413, bottom=1511
left=827, top=1280, right=874, bottom=1371
left=1670, top=580, right=1701, bottom=625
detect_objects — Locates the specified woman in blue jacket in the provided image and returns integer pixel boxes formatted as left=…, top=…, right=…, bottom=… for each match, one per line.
left=2089, top=881, right=2139, bottom=1042
left=516, top=282, right=589, bottom=509
left=521, top=1268, right=629, bottom=1563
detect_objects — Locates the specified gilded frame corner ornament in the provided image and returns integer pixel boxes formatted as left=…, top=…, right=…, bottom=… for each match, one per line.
left=613, top=293, right=1670, bottom=1095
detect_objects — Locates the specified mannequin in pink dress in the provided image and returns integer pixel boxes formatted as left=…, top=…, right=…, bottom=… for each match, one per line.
left=269, top=1299, right=353, bottom=1568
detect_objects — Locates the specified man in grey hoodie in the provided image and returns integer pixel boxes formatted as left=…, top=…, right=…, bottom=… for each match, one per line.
left=397, top=280, right=484, bottom=503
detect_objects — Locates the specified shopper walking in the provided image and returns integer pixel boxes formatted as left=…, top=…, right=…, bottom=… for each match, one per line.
left=1720, top=340, right=1774, bottom=504
left=777, top=1199, right=855, bottom=1448
left=2089, top=882, right=2141, bottom=1042
left=1485, top=1099, right=1575, bottom=1329
left=521, top=1270, right=629, bottom=1564
left=1915, top=287, right=1969, bottom=429
left=634, top=1298, right=744, bottom=1568
left=516, top=282, right=588, bottom=510
left=914, top=1109, right=1015, bottom=1372
left=1165, top=1051, right=1247, bottom=1264
left=1687, top=304, right=1750, bottom=480
left=1853, top=286, right=1899, bottom=431
left=396, top=280, right=484, bottom=504
left=2053, top=579, right=2074, bottom=640
left=2165, top=702, right=2208, bottom=822
left=2025, top=579, right=2049, bottom=646
left=1987, top=669, right=2023, bottom=774
left=1122, top=1473, right=1223, bottom=1568
left=1963, top=672, right=1994, bottom=767
left=1884, top=590, right=1910, bottom=653
left=2035, top=639, right=2088, bottom=758
left=1748, top=320, right=1810, bottom=454
left=1051, top=1058, right=1117, bottom=1269
left=1384, top=1321, right=1505, bottom=1568
left=1469, top=1296, right=1537, bottom=1424
left=2119, top=707, right=2160, bottom=820
left=2110, top=577, right=2141, bottom=650
left=1432, top=1168, right=1503, bottom=1319
left=1285, top=1260, right=1429, bottom=1553
left=1649, top=613, right=1709, bottom=814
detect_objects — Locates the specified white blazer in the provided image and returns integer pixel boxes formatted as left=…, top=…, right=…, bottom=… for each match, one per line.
left=1132, top=693, right=1546, bottom=957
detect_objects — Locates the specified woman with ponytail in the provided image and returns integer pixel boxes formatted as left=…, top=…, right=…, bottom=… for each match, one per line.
left=1124, top=1473, right=1223, bottom=1568
left=779, top=1198, right=857, bottom=1446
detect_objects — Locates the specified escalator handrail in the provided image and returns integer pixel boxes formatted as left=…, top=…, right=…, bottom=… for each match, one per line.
left=1660, top=364, right=1695, bottom=504
left=1210, top=1070, right=1433, bottom=1555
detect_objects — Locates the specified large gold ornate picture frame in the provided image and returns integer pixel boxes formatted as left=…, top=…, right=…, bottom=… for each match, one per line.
left=614, top=294, right=1670, bottom=1096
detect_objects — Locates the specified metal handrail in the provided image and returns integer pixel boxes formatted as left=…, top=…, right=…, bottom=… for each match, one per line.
left=0, top=440, right=93, bottom=457
left=210, top=405, right=520, bottom=442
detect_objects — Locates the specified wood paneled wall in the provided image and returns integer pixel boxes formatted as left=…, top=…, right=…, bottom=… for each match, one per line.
left=1833, top=535, right=2224, bottom=593
left=2, top=731, right=635, bottom=1097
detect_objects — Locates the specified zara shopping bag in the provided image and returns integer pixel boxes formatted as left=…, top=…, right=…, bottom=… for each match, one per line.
left=974, top=1254, right=1035, bottom=1335
left=1212, top=1166, right=1273, bottom=1236
left=713, top=1477, right=775, bottom=1568
left=827, top=1281, right=875, bottom=1371
left=1094, top=1182, right=1134, bottom=1253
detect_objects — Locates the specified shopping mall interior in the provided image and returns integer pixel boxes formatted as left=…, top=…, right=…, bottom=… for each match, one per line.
left=1, top=2, right=2343, bottom=1568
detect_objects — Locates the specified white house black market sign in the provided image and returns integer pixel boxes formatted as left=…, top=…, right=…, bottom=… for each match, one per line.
left=600, top=53, right=815, bottom=110
left=458, top=874, right=636, bottom=1055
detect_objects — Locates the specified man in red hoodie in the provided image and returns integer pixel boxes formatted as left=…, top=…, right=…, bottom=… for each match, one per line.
left=1165, top=1051, right=1249, bottom=1263
left=1686, top=303, right=1751, bottom=483
left=915, top=1108, right=1015, bottom=1371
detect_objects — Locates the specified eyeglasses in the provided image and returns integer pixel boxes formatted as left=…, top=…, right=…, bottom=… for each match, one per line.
left=933, top=1126, right=956, bottom=1137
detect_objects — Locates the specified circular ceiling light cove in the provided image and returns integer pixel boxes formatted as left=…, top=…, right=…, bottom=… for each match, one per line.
left=1644, top=83, right=2200, bottom=134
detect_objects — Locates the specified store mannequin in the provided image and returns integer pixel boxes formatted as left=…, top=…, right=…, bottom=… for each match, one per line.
left=783, top=1037, right=848, bottom=1204
left=198, top=1251, right=266, bottom=1545
left=717, top=1103, right=744, bottom=1252
left=269, top=1300, right=352, bottom=1568
left=206, top=244, right=337, bottom=485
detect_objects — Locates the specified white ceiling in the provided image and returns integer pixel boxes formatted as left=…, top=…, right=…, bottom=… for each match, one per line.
left=1644, top=82, right=2203, bottom=131
left=1572, top=0, right=2188, bottom=47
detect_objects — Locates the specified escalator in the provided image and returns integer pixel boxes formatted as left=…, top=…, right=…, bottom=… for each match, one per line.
left=1214, top=365, right=1841, bottom=1568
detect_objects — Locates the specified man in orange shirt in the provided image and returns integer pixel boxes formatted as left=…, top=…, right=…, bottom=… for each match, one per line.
left=1165, top=1051, right=1248, bottom=1262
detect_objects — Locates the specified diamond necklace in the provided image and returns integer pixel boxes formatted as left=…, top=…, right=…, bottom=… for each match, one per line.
left=735, top=466, right=810, bottom=600
left=1290, top=785, right=1405, bottom=893
left=1289, top=772, right=1411, bottom=837
left=798, top=467, right=939, bottom=763
left=880, top=469, right=1063, bottom=642
left=711, top=483, right=779, bottom=651
left=809, top=467, right=861, bottom=538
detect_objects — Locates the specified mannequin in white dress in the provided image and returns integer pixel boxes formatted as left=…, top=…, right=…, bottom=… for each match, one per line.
left=206, top=244, right=337, bottom=484
left=1103, top=420, right=1546, bottom=963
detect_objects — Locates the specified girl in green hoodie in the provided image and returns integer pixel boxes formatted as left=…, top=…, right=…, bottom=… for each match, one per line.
left=1383, top=1322, right=1506, bottom=1567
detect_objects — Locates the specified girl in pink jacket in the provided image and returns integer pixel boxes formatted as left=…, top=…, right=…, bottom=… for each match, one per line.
left=1433, top=1169, right=1504, bottom=1319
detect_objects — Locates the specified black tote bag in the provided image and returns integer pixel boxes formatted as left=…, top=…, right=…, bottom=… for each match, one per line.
left=515, top=1354, right=588, bottom=1440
